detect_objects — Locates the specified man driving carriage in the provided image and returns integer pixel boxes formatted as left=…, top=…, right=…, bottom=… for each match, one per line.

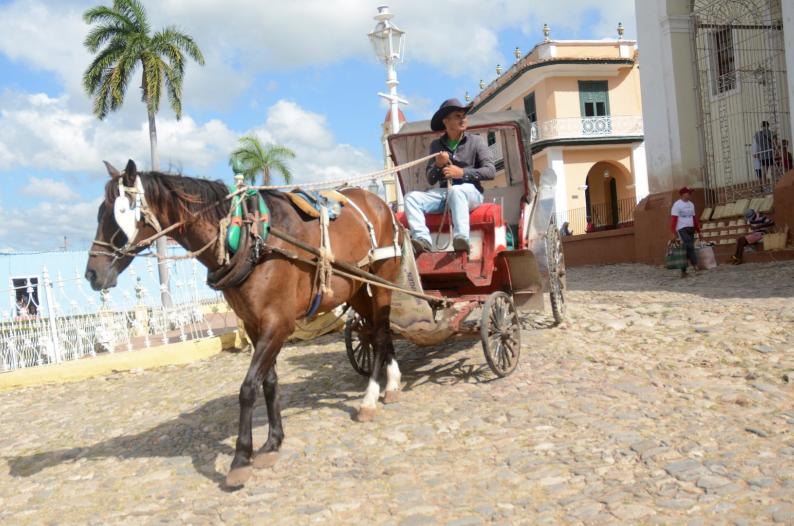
left=405, top=98, right=495, bottom=254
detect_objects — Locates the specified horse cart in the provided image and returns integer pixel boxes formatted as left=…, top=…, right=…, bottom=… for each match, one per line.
left=345, top=111, right=566, bottom=378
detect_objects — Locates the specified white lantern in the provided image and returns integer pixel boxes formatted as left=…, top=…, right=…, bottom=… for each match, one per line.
left=368, top=6, right=405, bottom=64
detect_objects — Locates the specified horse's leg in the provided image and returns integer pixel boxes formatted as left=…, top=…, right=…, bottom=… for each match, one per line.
left=226, top=321, right=290, bottom=487
left=382, top=334, right=401, bottom=404
left=252, top=365, right=283, bottom=469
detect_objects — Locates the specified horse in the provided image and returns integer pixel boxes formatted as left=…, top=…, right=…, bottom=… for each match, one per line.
left=85, top=160, right=403, bottom=487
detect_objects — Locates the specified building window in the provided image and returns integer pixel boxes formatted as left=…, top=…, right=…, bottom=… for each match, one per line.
left=487, top=131, right=496, bottom=146
left=709, top=27, right=736, bottom=95
left=578, top=81, right=610, bottom=117
left=523, top=92, right=537, bottom=124
left=12, top=277, right=39, bottom=317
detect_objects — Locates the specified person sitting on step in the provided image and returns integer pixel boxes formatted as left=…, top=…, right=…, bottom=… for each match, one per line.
left=405, top=98, right=495, bottom=254
left=731, top=209, right=774, bottom=265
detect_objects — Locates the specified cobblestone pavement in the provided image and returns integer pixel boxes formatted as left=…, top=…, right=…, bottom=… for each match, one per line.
left=1, top=262, right=793, bottom=525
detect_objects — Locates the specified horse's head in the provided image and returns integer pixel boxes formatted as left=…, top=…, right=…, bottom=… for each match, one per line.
left=85, top=159, right=159, bottom=290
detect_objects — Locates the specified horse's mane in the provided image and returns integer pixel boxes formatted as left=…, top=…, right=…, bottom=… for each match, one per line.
left=102, top=171, right=287, bottom=226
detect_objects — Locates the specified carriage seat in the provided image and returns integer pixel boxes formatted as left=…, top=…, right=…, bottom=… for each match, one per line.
left=395, top=202, right=504, bottom=231
left=396, top=203, right=507, bottom=260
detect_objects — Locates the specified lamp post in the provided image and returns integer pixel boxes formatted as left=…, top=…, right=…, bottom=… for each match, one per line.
left=369, top=5, right=408, bottom=211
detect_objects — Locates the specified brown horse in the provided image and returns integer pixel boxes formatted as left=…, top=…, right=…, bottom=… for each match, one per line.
left=85, top=160, right=403, bottom=487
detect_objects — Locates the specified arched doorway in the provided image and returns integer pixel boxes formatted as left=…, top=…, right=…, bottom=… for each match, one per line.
left=583, top=161, right=634, bottom=230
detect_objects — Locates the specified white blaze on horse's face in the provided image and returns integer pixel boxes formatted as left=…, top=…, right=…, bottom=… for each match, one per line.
left=113, top=176, right=143, bottom=242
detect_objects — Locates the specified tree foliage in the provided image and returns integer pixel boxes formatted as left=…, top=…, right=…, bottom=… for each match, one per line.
left=82, top=0, right=205, bottom=119
left=230, top=135, right=296, bottom=185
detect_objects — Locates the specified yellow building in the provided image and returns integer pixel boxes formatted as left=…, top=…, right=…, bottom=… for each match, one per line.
left=469, top=25, right=647, bottom=236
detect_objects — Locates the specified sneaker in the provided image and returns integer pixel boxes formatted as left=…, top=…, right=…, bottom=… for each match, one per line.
left=730, top=255, right=741, bottom=265
left=452, top=236, right=470, bottom=253
left=411, top=237, right=432, bottom=254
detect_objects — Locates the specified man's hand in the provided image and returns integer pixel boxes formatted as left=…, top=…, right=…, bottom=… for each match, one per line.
left=671, top=232, right=678, bottom=242
left=435, top=152, right=450, bottom=167
left=442, top=164, right=464, bottom=180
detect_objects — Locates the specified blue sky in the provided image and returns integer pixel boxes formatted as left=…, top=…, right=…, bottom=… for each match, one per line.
left=0, top=0, right=635, bottom=252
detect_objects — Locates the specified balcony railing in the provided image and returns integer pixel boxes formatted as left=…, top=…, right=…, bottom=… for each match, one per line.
left=486, top=116, right=643, bottom=165
left=530, top=115, right=643, bottom=143
left=557, top=196, right=636, bottom=236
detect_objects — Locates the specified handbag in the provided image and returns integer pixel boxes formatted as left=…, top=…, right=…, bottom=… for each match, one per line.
left=665, top=241, right=687, bottom=270
left=696, top=242, right=717, bottom=270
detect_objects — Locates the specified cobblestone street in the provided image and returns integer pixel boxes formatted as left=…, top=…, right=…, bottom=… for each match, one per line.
left=1, top=262, right=793, bottom=525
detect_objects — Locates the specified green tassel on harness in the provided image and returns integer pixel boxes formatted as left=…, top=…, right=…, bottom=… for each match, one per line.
left=226, top=186, right=270, bottom=254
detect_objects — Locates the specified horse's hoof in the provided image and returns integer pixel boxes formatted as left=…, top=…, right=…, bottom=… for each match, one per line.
left=383, top=390, right=400, bottom=404
left=357, top=406, right=376, bottom=422
left=225, top=465, right=252, bottom=488
left=253, top=451, right=279, bottom=469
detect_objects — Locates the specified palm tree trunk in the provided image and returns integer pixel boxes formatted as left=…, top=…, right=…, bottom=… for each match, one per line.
left=146, top=97, right=172, bottom=308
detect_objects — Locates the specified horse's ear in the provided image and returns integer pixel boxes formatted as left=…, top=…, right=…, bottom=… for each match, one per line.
left=123, top=159, right=138, bottom=185
left=103, top=161, right=121, bottom=178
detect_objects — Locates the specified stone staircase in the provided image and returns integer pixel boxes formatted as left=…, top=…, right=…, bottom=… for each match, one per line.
left=698, top=194, right=794, bottom=264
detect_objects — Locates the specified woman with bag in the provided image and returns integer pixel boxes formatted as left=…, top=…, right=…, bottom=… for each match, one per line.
left=670, top=187, right=703, bottom=278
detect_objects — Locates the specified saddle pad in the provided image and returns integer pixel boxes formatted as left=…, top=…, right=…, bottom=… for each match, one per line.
left=285, top=189, right=347, bottom=219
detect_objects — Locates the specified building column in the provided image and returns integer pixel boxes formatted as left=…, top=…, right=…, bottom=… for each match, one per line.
left=631, top=141, right=650, bottom=203
left=783, top=0, right=794, bottom=142
left=635, top=0, right=702, bottom=193
left=547, top=147, right=567, bottom=221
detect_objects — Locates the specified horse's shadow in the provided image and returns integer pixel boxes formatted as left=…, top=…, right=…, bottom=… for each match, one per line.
left=5, top=334, right=493, bottom=488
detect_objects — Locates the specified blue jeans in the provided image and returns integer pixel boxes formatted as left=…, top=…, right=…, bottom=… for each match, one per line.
left=405, top=184, right=483, bottom=244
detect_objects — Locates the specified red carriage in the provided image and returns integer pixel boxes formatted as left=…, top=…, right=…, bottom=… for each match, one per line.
left=346, top=111, right=566, bottom=377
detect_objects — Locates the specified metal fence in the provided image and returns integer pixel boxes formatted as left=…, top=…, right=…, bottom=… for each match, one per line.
left=0, top=258, right=229, bottom=373
left=691, top=0, right=790, bottom=206
left=557, top=196, right=636, bottom=236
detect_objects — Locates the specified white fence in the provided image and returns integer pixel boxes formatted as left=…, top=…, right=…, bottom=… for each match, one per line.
left=0, top=258, right=228, bottom=373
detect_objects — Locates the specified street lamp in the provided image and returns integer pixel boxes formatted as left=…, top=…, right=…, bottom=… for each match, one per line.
left=368, top=5, right=408, bottom=135
left=368, top=5, right=408, bottom=210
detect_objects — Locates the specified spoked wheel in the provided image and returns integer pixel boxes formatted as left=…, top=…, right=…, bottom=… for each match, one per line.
left=547, top=220, right=567, bottom=325
left=344, top=313, right=375, bottom=377
left=481, top=291, right=521, bottom=377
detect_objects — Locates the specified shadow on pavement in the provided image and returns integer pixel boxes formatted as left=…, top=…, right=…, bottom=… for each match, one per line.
left=5, top=332, right=504, bottom=487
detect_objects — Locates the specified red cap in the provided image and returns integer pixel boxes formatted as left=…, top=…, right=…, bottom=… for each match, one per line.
left=679, top=186, right=694, bottom=195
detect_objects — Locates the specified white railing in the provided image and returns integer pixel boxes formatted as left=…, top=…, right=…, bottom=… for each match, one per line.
left=531, top=115, right=643, bottom=143
left=0, top=258, right=230, bottom=373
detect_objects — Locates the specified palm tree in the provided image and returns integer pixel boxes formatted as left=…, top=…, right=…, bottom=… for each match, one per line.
left=82, top=0, right=204, bottom=306
left=229, top=135, right=296, bottom=186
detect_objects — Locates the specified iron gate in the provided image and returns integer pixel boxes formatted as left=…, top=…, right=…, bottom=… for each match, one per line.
left=691, top=0, right=789, bottom=206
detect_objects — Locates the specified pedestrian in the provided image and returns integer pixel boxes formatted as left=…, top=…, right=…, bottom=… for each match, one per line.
left=404, top=98, right=495, bottom=254
left=670, top=186, right=702, bottom=277
left=730, top=209, right=774, bottom=265
left=560, top=221, right=573, bottom=236
left=752, top=121, right=774, bottom=184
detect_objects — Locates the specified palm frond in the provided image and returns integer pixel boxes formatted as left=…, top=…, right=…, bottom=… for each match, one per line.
left=114, top=0, right=150, bottom=35
left=162, top=62, right=183, bottom=119
left=83, top=24, right=124, bottom=52
left=142, top=53, right=164, bottom=114
left=83, top=6, right=135, bottom=34
left=152, top=27, right=205, bottom=65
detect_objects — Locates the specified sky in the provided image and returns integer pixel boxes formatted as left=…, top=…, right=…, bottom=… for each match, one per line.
left=0, top=0, right=636, bottom=252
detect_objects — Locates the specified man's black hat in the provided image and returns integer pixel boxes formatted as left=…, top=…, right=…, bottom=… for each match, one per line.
left=430, top=98, right=471, bottom=131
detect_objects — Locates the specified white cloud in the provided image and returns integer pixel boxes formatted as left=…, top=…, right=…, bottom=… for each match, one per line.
left=0, top=198, right=101, bottom=252
left=0, top=95, right=381, bottom=250
left=0, top=90, right=238, bottom=174
left=0, top=0, right=637, bottom=108
left=21, top=177, right=80, bottom=201
left=244, top=99, right=381, bottom=184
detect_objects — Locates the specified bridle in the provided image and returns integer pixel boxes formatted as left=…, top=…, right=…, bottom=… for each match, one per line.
left=89, top=174, right=219, bottom=262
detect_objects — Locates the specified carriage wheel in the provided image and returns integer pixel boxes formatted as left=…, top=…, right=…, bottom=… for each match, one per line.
left=481, top=291, right=521, bottom=377
left=547, top=221, right=567, bottom=325
left=344, top=313, right=375, bottom=377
